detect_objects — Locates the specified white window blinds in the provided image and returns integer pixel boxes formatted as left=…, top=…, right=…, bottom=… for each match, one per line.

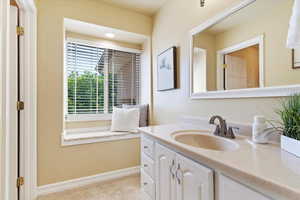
left=66, top=42, right=140, bottom=116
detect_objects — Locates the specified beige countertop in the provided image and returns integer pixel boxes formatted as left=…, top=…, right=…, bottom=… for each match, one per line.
left=138, top=123, right=300, bottom=200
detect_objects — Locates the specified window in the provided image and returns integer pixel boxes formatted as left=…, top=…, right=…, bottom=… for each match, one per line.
left=65, top=41, right=140, bottom=121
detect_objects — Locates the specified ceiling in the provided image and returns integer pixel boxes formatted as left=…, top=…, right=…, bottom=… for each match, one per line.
left=64, top=18, right=147, bottom=44
left=100, top=0, right=168, bottom=15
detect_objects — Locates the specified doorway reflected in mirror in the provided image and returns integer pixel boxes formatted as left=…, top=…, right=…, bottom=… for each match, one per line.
left=223, top=44, right=259, bottom=90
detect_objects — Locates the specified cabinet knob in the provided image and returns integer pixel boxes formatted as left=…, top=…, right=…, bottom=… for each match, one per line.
left=143, top=182, right=148, bottom=186
left=144, top=146, right=148, bottom=149
left=170, top=160, right=176, bottom=179
left=144, top=164, right=148, bottom=167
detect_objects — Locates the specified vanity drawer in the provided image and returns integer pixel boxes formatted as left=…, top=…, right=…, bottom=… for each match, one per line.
left=141, top=153, right=154, bottom=178
left=141, top=170, right=155, bottom=199
left=141, top=136, right=154, bottom=158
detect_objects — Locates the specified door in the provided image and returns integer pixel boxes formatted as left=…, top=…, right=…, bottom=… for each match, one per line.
left=225, top=55, right=247, bottom=90
left=176, top=153, right=214, bottom=200
left=218, top=175, right=272, bottom=200
left=155, top=144, right=177, bottom=200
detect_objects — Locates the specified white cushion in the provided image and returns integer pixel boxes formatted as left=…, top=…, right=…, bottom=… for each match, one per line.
left=123, top=104, right=149, bottom=127
left=111, top=107, right=140, bottom=133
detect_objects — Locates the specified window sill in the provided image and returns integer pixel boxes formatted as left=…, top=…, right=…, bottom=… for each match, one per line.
left=65, top=114, right=112, bottom=122
left=62, top=127, right=140, bottom=146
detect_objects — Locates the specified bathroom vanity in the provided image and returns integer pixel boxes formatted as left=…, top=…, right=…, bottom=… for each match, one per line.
left=139, top=123, right=300, bottom=200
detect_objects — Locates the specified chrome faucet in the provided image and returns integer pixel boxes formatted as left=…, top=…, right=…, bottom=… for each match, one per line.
left=209, top=115, right=236, bottom=139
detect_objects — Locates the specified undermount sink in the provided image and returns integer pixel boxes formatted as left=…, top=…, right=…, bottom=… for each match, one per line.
left=172, top=131, right=239, bottom=151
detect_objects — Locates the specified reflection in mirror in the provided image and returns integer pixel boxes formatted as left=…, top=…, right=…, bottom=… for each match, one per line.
left=191, top=0, right=300, bottom=94
left=216, top=37, right=262, bottom=91
left=225, top=45, right=259, bottom=90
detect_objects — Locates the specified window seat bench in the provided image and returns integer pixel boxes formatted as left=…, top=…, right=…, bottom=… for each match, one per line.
left=62, top=127, right=140, bottom=146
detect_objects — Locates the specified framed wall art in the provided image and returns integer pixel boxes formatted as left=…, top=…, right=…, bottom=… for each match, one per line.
left=157, top=47, right=177, bottom=91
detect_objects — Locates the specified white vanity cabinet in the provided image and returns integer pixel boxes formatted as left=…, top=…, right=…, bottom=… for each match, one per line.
left=141, top=136, right=156, bottom=200
left=175, top=152, right=214, bottom=200
left=217, top=174, right=272, bottom=200
left=155, top=143, right=177, bottom=200
left=141, top=135, right=273, bottom=200
left=142, top=136, right=214, bottom=200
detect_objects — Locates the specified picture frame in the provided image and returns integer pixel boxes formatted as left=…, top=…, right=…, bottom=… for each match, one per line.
left=157, top=47, right=177, bottom=91
left=292, top=48, right=300, bottom=69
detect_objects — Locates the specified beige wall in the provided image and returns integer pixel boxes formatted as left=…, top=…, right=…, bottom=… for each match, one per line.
left=37, top=0, right=152, bottom=186
left=152, top=0, right=283, bottom=125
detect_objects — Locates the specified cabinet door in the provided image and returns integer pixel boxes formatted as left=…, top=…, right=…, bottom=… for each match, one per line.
left=176, top=153, right=214, bottom=200
left=155, top=143, right=177, bottom=200
left=218, top=175, right=272, bottom=200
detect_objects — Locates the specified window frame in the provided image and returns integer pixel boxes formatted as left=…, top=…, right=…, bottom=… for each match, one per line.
left=64, top=37, right=142, bottom=122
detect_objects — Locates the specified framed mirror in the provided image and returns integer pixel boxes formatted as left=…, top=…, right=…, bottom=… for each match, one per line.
left=189, top=0, right=300, bottom=99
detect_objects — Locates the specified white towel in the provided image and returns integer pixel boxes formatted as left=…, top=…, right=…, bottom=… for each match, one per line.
left=287, top=0, right=300, bottom=49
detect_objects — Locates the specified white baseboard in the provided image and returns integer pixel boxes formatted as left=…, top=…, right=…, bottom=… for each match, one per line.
left=36, top=166, right=140, bottom=196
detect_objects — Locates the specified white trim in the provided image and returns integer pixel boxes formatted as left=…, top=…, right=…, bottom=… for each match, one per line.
left=65, top=113, right=112, bottom=122
left=62, top=131, right=140, bottom=146
left=66, top=37, right=143, bottom=54
left=20, top=6, right=37, bottom=200
left=61, top=126, right=140, bottom=146
left=63, top=31, right=68, bottom=126
left=190, top=84, right=300, bottom=99
left=216, top=35, right=264, bottom=90
left=1, top=1, right=13, bottom=200
left=7, top=6, right=18, bottom=200
left=189, top=0, right=256, bottom=98
left=64, top=126, right=111, bottom=134
left=36, top=166, right=141, bottom=196
left=189, top=0, right=256, bottom=35
left=17, top=1, right=38, bottom=200
left=189, top=0, right=300, bottom=99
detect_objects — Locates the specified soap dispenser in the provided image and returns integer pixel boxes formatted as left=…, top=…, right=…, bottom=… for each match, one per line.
left=252, top=116, right=269, bottom=144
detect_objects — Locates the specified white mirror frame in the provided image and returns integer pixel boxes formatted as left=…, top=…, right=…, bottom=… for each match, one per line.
left=189, top=0, right=300, bottom=99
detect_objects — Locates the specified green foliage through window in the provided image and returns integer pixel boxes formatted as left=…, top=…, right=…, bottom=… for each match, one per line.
left=66, top=41, right=140, bottom=116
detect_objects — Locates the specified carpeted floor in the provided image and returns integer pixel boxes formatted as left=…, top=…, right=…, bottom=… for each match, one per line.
left=37, top=175, right=141, bottom=200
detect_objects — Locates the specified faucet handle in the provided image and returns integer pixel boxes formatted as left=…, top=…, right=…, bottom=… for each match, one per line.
left=226, top=126, right=239, bottom=139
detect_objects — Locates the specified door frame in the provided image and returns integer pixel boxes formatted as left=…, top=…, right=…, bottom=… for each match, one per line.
left=0, top=0, right=37, bottom=200
left=216, top=35, right=264, bottom=91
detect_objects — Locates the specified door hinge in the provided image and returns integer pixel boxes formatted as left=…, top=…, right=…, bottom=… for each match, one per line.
left=17, top=177, right=24, bottom=187
left=16, top=26, right=24, bottom=36
left=17, top=101, right=24, bottom=111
